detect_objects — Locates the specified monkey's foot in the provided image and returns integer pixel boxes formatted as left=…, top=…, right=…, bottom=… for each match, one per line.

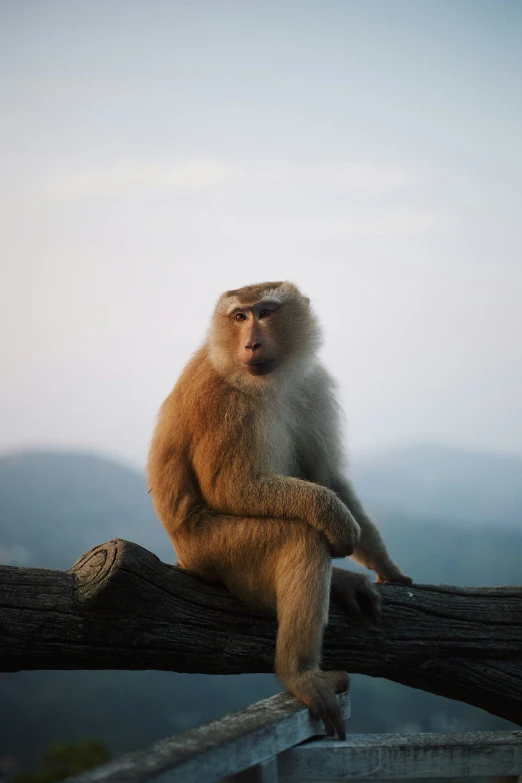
left=376, top=572, right=413, bottom=586
left=331, top=569, right=382, bottom=624
left=287, top=670, right=349, bottom=740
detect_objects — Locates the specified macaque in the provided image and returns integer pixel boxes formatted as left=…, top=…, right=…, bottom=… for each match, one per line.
left=148, top=281, right=411, bottom=739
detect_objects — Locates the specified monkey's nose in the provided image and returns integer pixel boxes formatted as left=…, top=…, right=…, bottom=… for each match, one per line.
left=245, top=339, right=262, bottom=352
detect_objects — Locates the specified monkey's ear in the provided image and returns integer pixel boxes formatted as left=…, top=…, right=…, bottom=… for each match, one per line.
left=303, top=297, right=310, bottom=305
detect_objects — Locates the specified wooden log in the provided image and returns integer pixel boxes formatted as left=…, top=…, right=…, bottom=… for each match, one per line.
left=1, top=538, right=521, bottom=724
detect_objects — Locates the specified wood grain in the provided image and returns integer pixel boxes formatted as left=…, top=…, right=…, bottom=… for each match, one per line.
left=1, top=538, right=521, bottom=724
left=278, top=731, right=522, bottom=780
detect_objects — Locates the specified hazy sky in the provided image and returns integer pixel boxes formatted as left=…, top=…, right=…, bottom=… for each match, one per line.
left=1, top=0, right=521, bottom=467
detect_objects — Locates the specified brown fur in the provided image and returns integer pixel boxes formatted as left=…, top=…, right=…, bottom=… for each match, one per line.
left=148, top=281, right=411, bottom=738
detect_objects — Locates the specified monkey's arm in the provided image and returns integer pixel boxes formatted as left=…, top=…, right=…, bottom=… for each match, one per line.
left=329, top=476, right=412, bottom=584
left=193, top=448, right=359, bottom=559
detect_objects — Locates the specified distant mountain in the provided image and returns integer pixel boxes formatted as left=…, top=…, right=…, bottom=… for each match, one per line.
left=0, top=446, right=519, bottom=774
left=0, top=450, right=172, bottom=569
left=1, top=444, right=520, bottom=573
left=352, top=443, right=522, bottom=526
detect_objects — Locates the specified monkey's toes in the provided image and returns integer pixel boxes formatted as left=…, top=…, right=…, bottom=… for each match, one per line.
left=287, top=670, right=349, bottom=740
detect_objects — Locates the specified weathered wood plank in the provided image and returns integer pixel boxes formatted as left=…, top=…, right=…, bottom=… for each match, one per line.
left=228, top=757, right=279, bottom=783
left=278, top=730, right=522, bottom=780
left=67, top=692, right=350, bottom=783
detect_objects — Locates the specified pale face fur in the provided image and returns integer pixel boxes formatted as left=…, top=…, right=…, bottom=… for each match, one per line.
left=207, top=281, right=322, bottom=392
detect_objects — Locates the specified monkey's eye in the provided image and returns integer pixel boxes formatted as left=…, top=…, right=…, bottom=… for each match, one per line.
left=259, top=309, right=273, bottom=319
left=235, top=312, right=248, bottom=322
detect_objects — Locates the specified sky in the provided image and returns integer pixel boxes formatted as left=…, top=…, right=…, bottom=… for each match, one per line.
left=1, top=0, right=521, bottom=468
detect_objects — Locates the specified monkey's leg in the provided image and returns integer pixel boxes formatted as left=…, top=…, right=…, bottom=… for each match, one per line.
left=175, top=516, right=349, bottom=739
left=272, top=526, right=349, bottom=739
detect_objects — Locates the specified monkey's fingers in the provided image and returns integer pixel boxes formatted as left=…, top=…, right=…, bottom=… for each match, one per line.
left=311, top=693, right=337, bottom=738
left=376, top=573, right=413, bottom=586
left=320, top=671, right=349, bottom=740
left=333, top=572, right=382, bottom=624
left=356, top=580, right=382, bottom=624
left=310, top=688, right=347, bottom=740
left=340, top=592, right=363, bottom=622
left=324, top=695, right=347, bottom=741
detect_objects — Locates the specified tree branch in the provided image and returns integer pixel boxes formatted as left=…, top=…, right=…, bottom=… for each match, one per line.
left=1, top=539, right=521, bottom=725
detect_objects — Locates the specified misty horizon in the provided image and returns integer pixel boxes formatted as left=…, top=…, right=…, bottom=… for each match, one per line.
left=2, top=438, right=522, bottom=475
left=1, top=1, right=521, bottom=467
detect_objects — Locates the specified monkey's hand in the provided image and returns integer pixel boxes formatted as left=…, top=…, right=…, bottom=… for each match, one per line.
left=375, top=571, right=413, bottom=585
left=316, top=490, right=361, bottom=559
left=331, top=568, right=382, bottom=624
left=375, top=568, right=413, bottom=586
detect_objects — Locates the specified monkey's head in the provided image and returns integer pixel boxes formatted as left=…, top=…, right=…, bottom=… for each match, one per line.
left=208, top=281, right=321, bottom=389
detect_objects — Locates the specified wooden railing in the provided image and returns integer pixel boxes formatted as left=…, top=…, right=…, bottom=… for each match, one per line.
left=64, top=693, right=522, bottom=783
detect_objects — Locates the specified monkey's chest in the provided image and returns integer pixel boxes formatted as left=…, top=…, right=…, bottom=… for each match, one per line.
left=263, top=415, right=307, bottom=479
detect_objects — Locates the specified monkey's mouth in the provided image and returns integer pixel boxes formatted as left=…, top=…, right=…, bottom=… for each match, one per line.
left=245, top=358, right=276, bottom=376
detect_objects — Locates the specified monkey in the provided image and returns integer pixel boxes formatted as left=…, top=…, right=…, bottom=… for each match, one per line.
left=148, top=281, right=412, bottom=740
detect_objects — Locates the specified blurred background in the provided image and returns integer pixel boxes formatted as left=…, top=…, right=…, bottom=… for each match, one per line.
left=1, top=0, right=521, bottom=779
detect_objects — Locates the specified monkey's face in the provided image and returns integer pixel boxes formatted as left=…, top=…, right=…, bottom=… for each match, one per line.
left=208, top=282, right=321, bottom=389
left=233, top=302, right=280, bottom=377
